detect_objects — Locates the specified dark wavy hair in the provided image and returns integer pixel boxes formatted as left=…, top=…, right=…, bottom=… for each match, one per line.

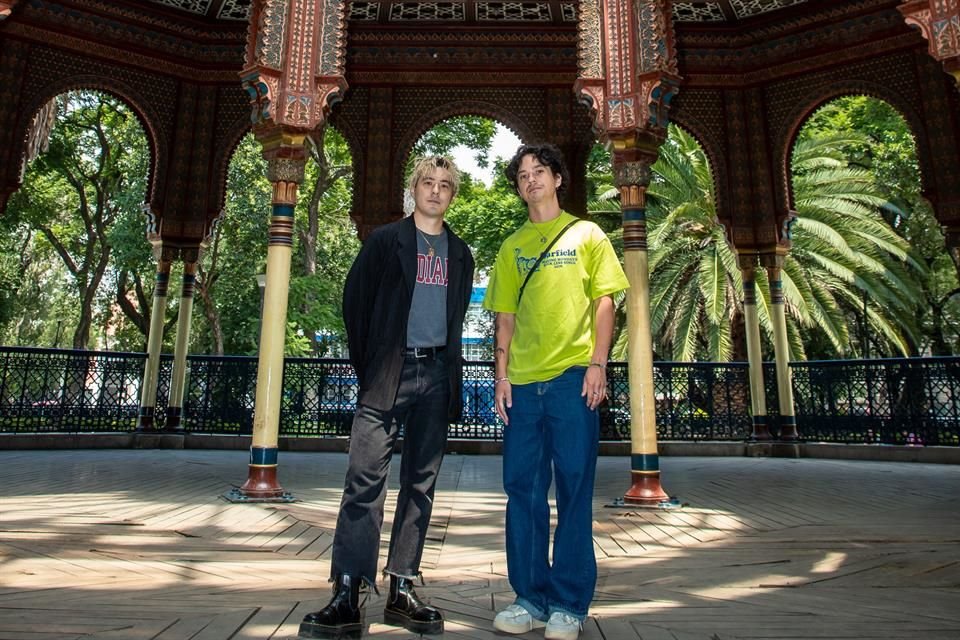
left=505, top=143, right=570, bottom=196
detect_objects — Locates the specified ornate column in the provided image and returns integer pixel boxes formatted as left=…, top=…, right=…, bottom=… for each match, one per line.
left=165, top=248, right=200, bottom=430
left=900, top=0, right=960, bottom=84
left=739, top=255, right=770, bottom=441
left=760, top=252, right=798, bottom=441
left=576, top=0, right=679, bottom=506
left=137, top=244, right=175, bottom=430
left=615, top=158, right=670, bottom=504
left=232, top=0, right=347, bottom=501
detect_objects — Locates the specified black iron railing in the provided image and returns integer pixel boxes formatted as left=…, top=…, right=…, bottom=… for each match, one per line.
left=791, top=358, right=960, bottom=446
left=0, top=346, right=957, bottom=446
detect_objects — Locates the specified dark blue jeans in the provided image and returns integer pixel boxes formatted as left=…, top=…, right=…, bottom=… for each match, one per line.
left=503, top=366, right=599, bottom=621
left=330, top=353, right=450, bottom=584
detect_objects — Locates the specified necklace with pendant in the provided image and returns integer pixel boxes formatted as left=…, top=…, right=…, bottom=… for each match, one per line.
left=418, top=229, right=437, bottom=257
left=533, top=216, right=563, bottom=244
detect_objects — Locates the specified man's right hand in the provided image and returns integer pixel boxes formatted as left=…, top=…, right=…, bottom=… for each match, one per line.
left=494, top=379, right=512, bottom=425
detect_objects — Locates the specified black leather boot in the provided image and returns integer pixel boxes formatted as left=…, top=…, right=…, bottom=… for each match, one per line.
left=383, top=575, right=444, bottom=635
left=299, top=574, right=363, bottom=639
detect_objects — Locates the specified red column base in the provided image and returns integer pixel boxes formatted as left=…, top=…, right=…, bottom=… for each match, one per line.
left=623, top=472, right=671, bottom=506
left=237, top=465, right=285, bottom=499
left=749, top=427, right=772, bottom=441
left=779, top=417, right=799, bottom=441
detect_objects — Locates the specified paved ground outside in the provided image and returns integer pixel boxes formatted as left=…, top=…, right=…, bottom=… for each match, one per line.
left=0, top=449, right=957, bottom=639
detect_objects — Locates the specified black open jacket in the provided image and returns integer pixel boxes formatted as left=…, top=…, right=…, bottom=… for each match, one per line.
left=342, top=216, right=475, bottom=420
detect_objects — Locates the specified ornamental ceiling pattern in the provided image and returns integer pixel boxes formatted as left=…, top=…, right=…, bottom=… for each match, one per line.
left=141, top=0, right=811, bottom=23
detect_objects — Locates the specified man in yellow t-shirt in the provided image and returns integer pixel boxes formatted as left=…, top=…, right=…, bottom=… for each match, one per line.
left=483, top=143, right=628, bottom=640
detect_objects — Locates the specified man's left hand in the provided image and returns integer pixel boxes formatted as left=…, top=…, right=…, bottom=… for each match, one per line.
left=581, top=365, right=606, bottom=410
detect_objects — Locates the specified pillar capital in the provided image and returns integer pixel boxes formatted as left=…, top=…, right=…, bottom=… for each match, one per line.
left=181, top=247, right=202, bottom=267
left=737, top=252, right=758, bottom=270
left=900, top=0, right=960, bottom=84
left=265, top=153, right=307, bottom=186
left=242, top=0, right=348, bottom=132
left=576, top=0, right=679, bottom=150
left=612, top=155, right=654, bottom=187
left=758, top=245, right=789, bottom=270
left=149, top=242, right=177, bottom=268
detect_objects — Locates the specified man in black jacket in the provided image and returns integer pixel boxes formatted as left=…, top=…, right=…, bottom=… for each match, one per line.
left=300, top=156, right=475, bottom=639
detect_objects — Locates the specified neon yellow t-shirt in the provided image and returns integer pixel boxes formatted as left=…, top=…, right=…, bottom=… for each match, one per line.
left=483, top=212, right=629, bottom=385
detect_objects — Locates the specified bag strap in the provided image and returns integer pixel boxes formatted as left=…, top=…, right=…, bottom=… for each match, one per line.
left=517, top=219, right=582, bottom=304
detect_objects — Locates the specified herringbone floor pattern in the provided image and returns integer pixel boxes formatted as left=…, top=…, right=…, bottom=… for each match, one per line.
left=0, top=450, right=957, bottom=639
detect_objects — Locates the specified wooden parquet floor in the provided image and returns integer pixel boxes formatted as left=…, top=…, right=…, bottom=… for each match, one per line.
left=0, top=450, right=957, bottom=640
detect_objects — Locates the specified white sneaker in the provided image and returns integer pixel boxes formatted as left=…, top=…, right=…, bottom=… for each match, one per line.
left=544, top=611, right=582, bottom=640
left=493, top=604, right=546, bottom=634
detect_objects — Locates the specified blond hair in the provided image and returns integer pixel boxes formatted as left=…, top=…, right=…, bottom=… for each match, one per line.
left=407, top=155, right=460, bottom=198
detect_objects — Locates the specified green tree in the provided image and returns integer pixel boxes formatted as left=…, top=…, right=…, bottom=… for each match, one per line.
left=594, top=124, right=925, bottom=362
left=802, top=96, right=960, bottom=354
left=5, top=91, right=149, bottom=349
left=287, top=127, right=358, bottom=356
left=412, top=116, right=497, bottom=169
left=195, top=128, right=358, bottom=356
left=194, top=133, right=269, bottom=355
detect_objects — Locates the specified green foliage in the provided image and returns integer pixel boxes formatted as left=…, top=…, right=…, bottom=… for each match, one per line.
left=446, top=166, right=528, bottom=272
left=603, top=120, right=927, bottom=362
left=801, top=96, right=960, bottom=354
left=5, top=95, right=949, bottom=364
left=3, top=90, right=150, bottom=349
left=411, top=116, right=497, bottom=172
left=193, top=132, right=270, bottom=355
left=195, top=128, right=359, bottom=356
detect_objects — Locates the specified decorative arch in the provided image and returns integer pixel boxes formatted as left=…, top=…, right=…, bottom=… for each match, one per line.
left=776, top=81, right=931, bottom=217
left=10, top=75, right=164, bottom=218
left=207, top=111, right=256, bottom=240
left=391, top=100, right=535, bottom=210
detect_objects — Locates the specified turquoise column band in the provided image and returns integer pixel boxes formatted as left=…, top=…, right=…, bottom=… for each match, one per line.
left=622, top=208, right=646, bottom=222
left=273, top=204, right=294, bottom=217
left=250, top=446, right=279, bottom=466
left=269, top=204, right=295, bottom=246
left=631, top=453, right=660, bottom=472
left=154, top=271, right=170, bottom=297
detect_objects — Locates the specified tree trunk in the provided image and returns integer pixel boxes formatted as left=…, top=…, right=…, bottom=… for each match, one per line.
left=116, top=269, right=150, bottom=337
left=72, top=246, right=111, bottom=349
left=196, top=231, right=224, bottom=355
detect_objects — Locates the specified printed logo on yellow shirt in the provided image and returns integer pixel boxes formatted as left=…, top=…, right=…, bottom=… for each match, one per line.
left=513, top=248, right=578, bottom=276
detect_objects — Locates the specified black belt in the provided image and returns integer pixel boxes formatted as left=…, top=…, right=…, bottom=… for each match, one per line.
left=403, top=346, right=447, bottom=359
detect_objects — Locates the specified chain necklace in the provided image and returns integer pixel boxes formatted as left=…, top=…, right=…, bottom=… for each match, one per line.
left=418, top=228, right=439, bottom=257
left=532, top=215, right=563, bottom=244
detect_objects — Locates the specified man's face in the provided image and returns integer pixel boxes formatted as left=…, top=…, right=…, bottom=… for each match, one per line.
left=515, top=154, right=561, bottom=205
left=413, top=167, right=455, bottom=220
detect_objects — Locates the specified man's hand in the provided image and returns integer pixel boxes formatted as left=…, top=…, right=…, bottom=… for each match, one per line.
left=493, top=312, right=516, bottom=425
left=494, top=379, right=512, bottom=425
left=581, top=365, right=606, bottom=410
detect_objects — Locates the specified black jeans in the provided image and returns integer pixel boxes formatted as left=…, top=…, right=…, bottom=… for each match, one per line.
left=330, top=353, right=450, bottom=584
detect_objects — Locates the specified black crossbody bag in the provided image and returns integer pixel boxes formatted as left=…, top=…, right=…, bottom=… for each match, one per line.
left=517, top=219, right=582, bottom=304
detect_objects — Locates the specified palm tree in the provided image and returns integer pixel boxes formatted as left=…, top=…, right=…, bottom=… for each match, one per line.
left=788, top=132, right=924, bottom=357
left=591, top=125, right=925, bottom=361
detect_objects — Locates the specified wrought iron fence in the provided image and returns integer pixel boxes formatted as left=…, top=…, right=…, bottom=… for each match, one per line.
left=1, top=346, right=958, bottom=446
left=791, top=358, right=960, bottom=446
left=0, top=347, right=143, bottom=432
